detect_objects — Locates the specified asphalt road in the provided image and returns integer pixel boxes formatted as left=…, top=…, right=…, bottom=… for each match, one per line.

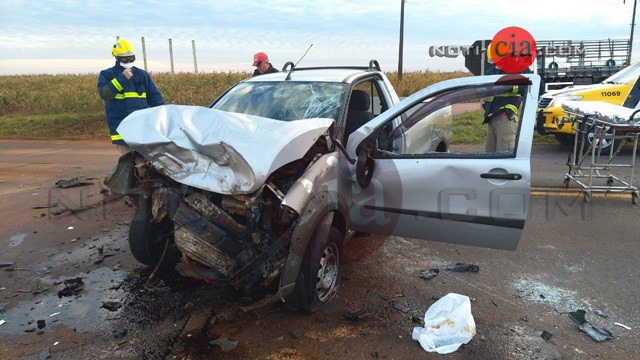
left=0, top=140, right=639, bottom=359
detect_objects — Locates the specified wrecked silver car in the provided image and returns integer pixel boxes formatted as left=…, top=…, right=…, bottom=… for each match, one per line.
left=107, top=62, right=540, bottom=313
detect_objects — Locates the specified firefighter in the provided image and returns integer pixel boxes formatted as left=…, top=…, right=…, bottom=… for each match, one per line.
left=482, top=43, right=525, bottom=152
left=97, top=38, right=164, bottom=154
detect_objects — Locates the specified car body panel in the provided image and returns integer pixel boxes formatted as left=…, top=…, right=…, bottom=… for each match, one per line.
left=345, top=74, right=541, bottom=250
left=116, top=104, right=333, bottom=195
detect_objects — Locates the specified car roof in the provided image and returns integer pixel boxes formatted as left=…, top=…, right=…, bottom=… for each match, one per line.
left=243, top=68, right=383, bottom=84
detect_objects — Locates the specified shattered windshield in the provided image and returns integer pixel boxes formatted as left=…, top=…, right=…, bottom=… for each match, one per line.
left=212, top=81, right=346, bottom=122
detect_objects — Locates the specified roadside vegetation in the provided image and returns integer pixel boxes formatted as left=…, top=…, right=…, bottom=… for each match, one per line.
left=0, top=70, right=554, bottom=143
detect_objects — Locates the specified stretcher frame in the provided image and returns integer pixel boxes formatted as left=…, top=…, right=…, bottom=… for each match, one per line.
left=564, top=109, right=640, bottom=204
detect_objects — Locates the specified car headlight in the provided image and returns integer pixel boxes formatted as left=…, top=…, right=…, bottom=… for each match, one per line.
left=553, top=95, right=583, bottom=107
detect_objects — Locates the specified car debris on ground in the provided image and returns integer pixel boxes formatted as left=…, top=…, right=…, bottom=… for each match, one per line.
left=568, top=309, right=613, bottom=342
left=32, top=202, right=59, bottom=209
left=614, top=322, right=631, bottom=330
left=57, top=277, right=84, bottom=298
left=419, top=268, right=440, bottom=280
left=446, top=263, right=480, bottom=273
left=342, top=309, right=372, bottom=322
left=210, top=337, right=238, bottom=352
left=412, top=293, right=476, bottom=354
left=55, top=177, right=94, bottom=188
left=101, top=301, right=123, bottom=311
left=113, top=328, right=128, bottom=339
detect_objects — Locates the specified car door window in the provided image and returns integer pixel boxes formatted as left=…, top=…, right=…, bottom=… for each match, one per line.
left=346, top=79, right=396, bottom=145
left=372, top=84, right=530, bottom=157
left=345, top=80, right=389, bottom=144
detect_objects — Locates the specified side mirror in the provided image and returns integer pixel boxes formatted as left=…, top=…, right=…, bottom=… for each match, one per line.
left=356, top=145, right=375, bottom=188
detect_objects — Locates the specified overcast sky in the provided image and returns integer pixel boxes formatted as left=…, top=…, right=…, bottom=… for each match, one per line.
left=0, top=0, right=637, bottom=75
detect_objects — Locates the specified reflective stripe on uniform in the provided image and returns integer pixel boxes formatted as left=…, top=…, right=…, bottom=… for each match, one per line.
left=503, top=104, right=519, bottom=114
left=111, top=78, right=123, bottom=92
left=114, top=92, right=147, bottom=99
left=110, top=134, right=123, bottom=141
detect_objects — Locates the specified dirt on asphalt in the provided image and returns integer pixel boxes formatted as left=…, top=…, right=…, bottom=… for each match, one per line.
left=1, top=140, right=639, bottom=359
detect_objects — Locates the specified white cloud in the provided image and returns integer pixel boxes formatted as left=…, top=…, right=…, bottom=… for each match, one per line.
left=0, top=0, right=637, bottom=75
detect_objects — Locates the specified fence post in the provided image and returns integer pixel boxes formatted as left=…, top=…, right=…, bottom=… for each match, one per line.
left=192, top=40, right=198, bottom=74
left=169, top=38, right=175, bottom=75
left=141, top=36, right=148, bottom=71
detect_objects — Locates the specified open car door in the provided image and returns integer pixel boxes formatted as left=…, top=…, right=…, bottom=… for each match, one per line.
left=345, top=74, right=540, bottom=250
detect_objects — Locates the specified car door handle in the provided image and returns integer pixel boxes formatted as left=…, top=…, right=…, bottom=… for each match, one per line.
left=480, top=173, right=522, bottom=180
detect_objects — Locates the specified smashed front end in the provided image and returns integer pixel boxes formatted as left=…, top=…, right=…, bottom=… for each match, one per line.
left=109, top=105, right=334, bottom=292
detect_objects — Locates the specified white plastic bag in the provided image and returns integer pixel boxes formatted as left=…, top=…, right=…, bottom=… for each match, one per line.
left=412, top=293, right=476, bottom=354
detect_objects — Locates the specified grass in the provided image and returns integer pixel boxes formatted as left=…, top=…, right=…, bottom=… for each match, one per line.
left=0, top=113, right=108, bottom=139
left=0, top=72, right=250, bottom=140
left=0, top=70, right=470, bottom=140
left=1, top=70, right=563, bottom=146
left=451, top=110, right=485, bottom=145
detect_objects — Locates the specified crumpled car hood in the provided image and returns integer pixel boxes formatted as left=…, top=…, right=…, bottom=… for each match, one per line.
left=117, top=105, right=333, bottom=195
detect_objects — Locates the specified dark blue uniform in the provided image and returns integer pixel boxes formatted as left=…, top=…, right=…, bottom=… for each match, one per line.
left=97, top=63, right=164, bottom=144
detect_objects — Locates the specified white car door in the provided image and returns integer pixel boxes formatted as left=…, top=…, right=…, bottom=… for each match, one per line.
left=345, top=74, right=540, bottom=250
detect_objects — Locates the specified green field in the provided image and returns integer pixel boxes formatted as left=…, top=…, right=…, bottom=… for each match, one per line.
left=0, top=70, right=471, bottom=140
left=0, top=70, right=559, bottom=145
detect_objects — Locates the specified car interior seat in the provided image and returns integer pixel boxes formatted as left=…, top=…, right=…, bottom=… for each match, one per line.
left=344, top=90, right=375, bottom=143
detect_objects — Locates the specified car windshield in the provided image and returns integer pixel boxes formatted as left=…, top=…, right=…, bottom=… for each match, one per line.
left=212, top=81, right=346, bottom=122
left=603, top=62, right=640, bottom=84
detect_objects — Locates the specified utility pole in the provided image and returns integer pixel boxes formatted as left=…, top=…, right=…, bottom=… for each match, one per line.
left=398, top=0, right=405, bottom=80
left=192, top=40, right=198, bottom=73
left=630, top=0, right=637, bottom=65
left=169, top=38, right=175, bottom=75
left=141, top=37, right=148, bottom=71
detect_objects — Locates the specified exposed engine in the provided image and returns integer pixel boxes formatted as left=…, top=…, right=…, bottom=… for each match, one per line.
left=133, top=136, right=330, bottom=291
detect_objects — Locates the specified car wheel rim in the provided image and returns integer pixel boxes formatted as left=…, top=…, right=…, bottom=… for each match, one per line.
left=316, top=242, right=339, bottom=302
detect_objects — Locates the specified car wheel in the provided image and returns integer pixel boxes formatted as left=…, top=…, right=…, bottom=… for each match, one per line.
left=286, top=226, right=343, bottom=313
left=128, top=198, right=181, bottom=268
left=536, top=111, right=548, bottom=135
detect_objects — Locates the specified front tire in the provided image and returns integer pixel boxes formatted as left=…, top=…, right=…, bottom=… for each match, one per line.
left=128, top=198, right=180, bottom=268
left=286, top=227, right=343, bottom=313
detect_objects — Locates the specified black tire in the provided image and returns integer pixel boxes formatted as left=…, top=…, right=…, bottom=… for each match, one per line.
left=128, top=198, right=180, bottom=268
left=554, top=133, right=574, bottom=146
left=536, top=111, right=549, bottom=135
left=286, top=227, right=343, bottom=313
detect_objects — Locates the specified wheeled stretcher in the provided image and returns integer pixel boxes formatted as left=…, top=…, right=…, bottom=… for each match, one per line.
left=561, top=101, right=640, bottom=204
